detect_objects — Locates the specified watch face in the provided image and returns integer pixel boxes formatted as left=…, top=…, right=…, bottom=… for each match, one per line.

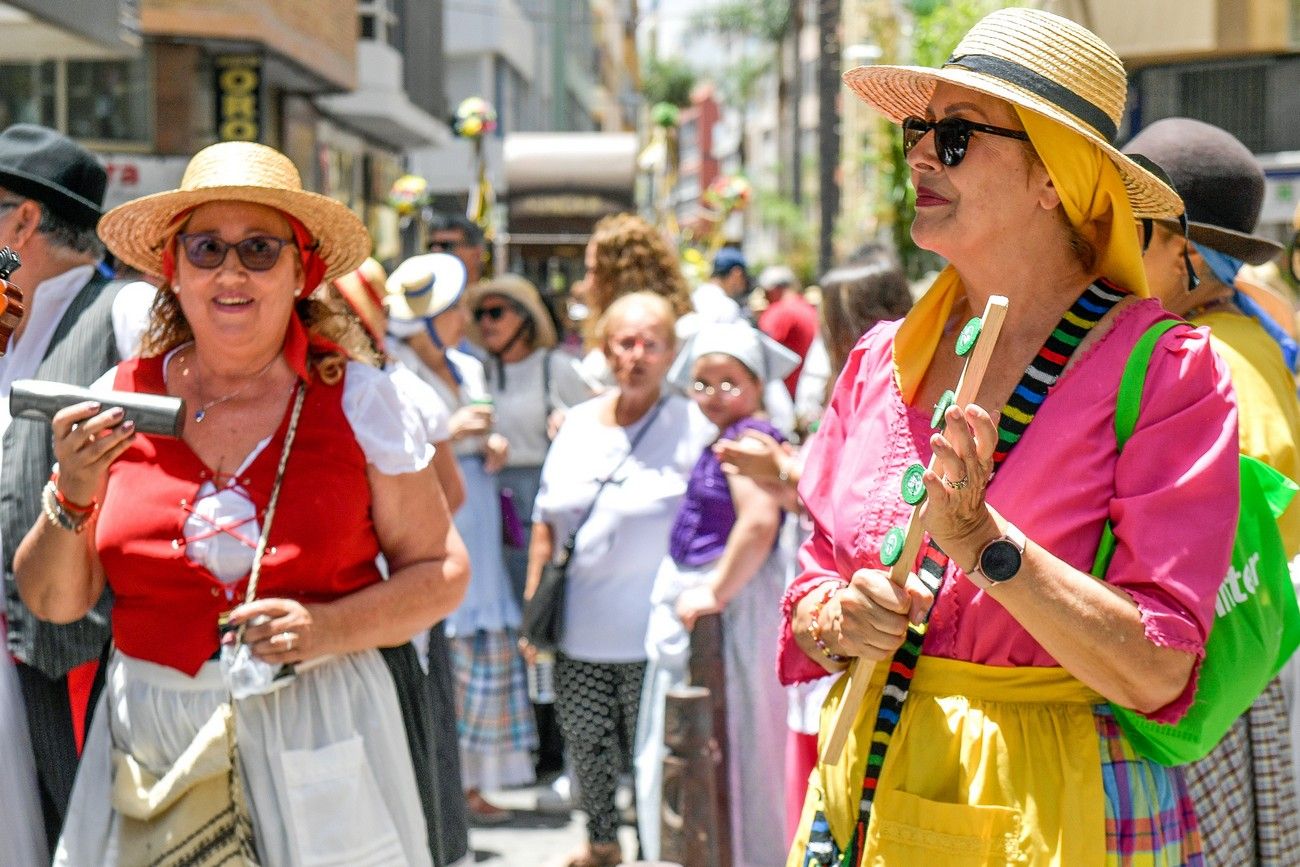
left=980, top=539, right=1023, bottom=582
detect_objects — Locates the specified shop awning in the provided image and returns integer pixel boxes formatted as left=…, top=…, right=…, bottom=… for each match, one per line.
left=0, top=0, right=140, bottom=59
left=504, top=133, right=638, bottom=198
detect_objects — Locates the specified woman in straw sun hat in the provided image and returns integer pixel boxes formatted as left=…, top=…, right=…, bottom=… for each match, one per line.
left=781, top=8, right=1237, bottom=865
left=466, top=273, right=595, bottom=604
left=16, top=140, right=470, bottom=866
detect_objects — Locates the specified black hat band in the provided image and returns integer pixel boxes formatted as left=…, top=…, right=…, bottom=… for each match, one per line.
left=944, top=53, right=1118, bottom=144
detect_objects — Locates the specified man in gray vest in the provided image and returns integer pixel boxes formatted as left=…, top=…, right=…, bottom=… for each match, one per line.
left=0, top=124, right=127, bottom=852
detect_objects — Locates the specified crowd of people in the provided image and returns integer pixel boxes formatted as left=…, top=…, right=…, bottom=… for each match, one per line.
left=4, top=7, right=1300, bottom=867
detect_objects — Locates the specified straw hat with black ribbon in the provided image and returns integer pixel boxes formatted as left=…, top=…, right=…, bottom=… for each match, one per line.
left=466, top=273, right=558, bottom=350
left=842, top=6, right=1182, bottom=219
left=98, top=141, right=370, bottom=283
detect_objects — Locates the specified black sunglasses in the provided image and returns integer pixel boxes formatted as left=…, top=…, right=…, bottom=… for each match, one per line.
left=1290, top=230, right=1300, bottom=284
left=901, top=116, right=1030, bottom=167
left=178, top=233, right=296, bottom=271
left=429, top=238, right=471, bottom=252
left=474, top=305, right=510, bottom=322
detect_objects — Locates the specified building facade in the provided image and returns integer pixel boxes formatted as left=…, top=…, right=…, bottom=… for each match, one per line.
left=1055, top=0, right=1300, bottom=240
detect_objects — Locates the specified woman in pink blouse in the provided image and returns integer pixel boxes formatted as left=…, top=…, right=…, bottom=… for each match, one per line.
left=785, top=9, right=1237, bottom=866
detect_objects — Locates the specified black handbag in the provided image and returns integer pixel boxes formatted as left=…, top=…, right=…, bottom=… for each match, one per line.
left=521, top=537, right=574, bottom=650
left=521, top=398, right=666, bottom=651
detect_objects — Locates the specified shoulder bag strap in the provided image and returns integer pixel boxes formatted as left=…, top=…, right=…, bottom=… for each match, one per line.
left=239, top=383, right=308, bottom=615
left=557, top=397, right=667, bottom=565
left=1091, top=319, right=1181, bottom=577
left=542, top=347, right=555, bottom=418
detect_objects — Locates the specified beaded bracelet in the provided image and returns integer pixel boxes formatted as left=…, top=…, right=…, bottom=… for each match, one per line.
left=807, top=580, right=848, bottom=663
left=41, top=480, right=95, bottom=534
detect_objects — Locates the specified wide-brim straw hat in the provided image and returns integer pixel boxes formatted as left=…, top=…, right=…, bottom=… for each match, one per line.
left=466, top=274, right=558, bottom=350
left=98, top=141, right=370, bottom=283
left=385, top=253, right=468, bottom=322
left=842, top=7, right=1182, bottom=219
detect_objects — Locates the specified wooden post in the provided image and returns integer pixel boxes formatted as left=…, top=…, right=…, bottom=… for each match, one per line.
left=660, top=612, right=732, bottom=867
left=662, top=687, right=724, bottom=867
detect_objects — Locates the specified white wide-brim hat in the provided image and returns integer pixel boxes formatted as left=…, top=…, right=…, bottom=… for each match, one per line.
left=384, top=253, right=468, bottom=322
left=842, top=7, right=1182, bottom=219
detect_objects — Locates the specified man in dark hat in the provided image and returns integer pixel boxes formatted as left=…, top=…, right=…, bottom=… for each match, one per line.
left=0, top=123, right=133, bottom=852
left=1127, top=116, right=1300, bottom=866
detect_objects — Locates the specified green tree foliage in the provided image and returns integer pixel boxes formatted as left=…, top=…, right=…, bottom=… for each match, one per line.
left=641, top=57, right=698, bottom=109
left=690, top=0, right=791, bottom=43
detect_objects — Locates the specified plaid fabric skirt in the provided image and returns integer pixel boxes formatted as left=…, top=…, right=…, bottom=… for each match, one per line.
left=1182, top=677, right=1300, bottom=864
left=449, top=627, right=538, bottom=790
left=1094, top=706, right=1204, bottom=865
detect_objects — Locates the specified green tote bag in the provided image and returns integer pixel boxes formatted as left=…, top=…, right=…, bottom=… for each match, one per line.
left=1092, top=319, right=1300, bottom=766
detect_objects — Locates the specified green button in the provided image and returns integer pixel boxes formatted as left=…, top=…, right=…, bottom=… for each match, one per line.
left=880, top=527, right=906, bottom=566
left=901, top=463, right=927, bottom=505
left=931, top=389, right=956, bottom=430
left=955, top=317, right=982, bottom=356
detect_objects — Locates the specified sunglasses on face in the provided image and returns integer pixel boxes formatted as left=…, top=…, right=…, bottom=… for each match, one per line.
left=901, top=116, right=1030, bottom=167
left=428, top=238, right=471, bottom=252
left=474, top=305, right=511, bottom=322
left=1290, top=231, right=1300, bottom=284
left=178, top=233, right=296, bottom=271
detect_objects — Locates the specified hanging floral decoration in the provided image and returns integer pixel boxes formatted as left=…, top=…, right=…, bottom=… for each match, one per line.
left=387, top=174, right=429, bottom=217
left=453, top=97, right=498, bottom=139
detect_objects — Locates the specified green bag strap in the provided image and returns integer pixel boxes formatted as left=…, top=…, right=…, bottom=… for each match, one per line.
left=1091, top=319, right=1182, bottom=577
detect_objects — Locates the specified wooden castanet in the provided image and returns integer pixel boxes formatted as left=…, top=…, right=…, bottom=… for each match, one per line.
left=819, top=295, right=1009, bottom=765
left=0, top=247, right=24, bottom=355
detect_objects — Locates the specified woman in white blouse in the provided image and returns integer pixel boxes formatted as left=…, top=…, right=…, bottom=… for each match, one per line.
left=526, top=292, right=713, bottom=867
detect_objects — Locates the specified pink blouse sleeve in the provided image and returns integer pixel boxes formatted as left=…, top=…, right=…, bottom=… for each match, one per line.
left=777, top=336, right=869, bottom=685
left=1105, top=324, right=1239, bottom=723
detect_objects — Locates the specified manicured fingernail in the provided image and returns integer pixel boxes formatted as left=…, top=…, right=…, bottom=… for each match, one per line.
left=122, top=420, right=135, bottom=433
left=111, top=407, right=125, bottom=418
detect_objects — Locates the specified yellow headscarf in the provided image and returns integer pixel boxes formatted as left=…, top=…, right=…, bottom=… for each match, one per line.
left=893, top=106, right=1150, bottom=403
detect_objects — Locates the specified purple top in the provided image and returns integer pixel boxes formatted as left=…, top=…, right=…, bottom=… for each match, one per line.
left=669, top=417, right=787, bottom=566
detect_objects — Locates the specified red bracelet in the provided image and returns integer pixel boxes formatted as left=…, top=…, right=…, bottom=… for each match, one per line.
left=807, top=580, right=848, bottom=663
left=49, top=471, right=96, bottom=514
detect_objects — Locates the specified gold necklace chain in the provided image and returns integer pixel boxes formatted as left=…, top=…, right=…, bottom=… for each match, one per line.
left=180, top=350, right=281, bottom=423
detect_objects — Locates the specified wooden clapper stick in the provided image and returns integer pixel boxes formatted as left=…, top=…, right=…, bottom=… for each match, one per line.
left=820, top=294, right=1009, bottom=766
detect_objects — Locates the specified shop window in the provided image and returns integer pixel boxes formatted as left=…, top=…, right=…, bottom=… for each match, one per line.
left=0, top=62, right=57, bottom=130
left=359, top=0, right=400, bottom=49
left=65, top=58, right=150, bottom=144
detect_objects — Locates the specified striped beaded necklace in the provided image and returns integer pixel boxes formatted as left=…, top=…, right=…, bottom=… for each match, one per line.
left=803, top=278, right=1127, bottom=867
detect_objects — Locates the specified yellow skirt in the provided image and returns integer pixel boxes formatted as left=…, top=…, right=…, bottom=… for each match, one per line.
left=789, top=657, right=1107, bottom=867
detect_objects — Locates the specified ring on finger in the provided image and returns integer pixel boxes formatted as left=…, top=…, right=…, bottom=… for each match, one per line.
left=944, top=474, right=970, bottom=490
left=272, top=631, right=297, bottom=651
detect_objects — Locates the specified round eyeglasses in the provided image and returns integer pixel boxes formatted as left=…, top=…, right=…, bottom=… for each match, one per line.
left=692, top=380, right=744, bottom=398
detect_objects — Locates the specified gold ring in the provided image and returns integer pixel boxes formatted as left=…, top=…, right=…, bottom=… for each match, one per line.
left=944, top=474, right=970, bottom=490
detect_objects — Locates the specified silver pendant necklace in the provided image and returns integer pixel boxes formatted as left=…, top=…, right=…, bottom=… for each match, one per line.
left=182, top=351, right=281, bottom=423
